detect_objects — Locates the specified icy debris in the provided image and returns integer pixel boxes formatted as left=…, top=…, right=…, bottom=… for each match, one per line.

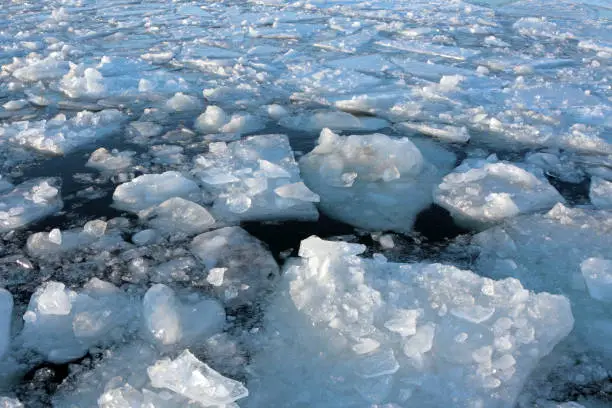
left=1, top=110, right=125, bottom=155
left=18, top=280, right=139, bottom=364
left=471, top=204, right=612, bottom=357
left=127, top=121, right=164, bottom=140
left=113, top=171, right=200, bottom=213
left=86, top=148, right=135, bottom=173
left=143, top=197, right=215, bottom=236
left=194, top=134, right=318, bottom=223
left=580, top=258, right=612, bottom=303
left=397, top=122, right=470, bottom=143
left=299, top=128, right=455, bottom=233
left=148, top=350, right=248, bottom=406
left=0, top=289, right=13, bottom=360
left=194, top=105, right=265, bottom=135
left=0, top=397, right=23, bottom=408
left=279, top=110, right=389, bottom=133
left=249, top=236, right=573, bottom=407
left=0, top=178, right=63, bottom=233
left=434, top=157, right=564, bottom=230
left=190, top=227, right=279, bottom=308
left=589, top=177, right=612, bottom=209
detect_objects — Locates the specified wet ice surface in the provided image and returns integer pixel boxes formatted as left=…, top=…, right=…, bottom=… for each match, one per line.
left=0, top=0, right=611, bottom=406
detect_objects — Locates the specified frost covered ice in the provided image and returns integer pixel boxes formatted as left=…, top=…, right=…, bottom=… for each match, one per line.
left=434, top=157, right=564, bottom=230
left=194, top=134, right=319, bottom=223
left=300, top=128, right=455, bottom=233
left=247, top=236, right=574, bottom=407
left=0, top=178, right=63, bottom=233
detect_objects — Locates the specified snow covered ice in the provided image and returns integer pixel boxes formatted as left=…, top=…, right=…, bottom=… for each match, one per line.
left=0, top=0, right=611, bottom=406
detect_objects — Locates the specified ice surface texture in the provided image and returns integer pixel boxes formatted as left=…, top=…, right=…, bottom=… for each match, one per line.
left=248, top=236, right=573, bottom=408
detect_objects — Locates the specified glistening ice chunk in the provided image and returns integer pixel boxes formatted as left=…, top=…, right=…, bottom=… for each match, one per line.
left=113, top=171, right=200, bottom=213
left=142, top=284, right=182, bottom=346
left=248, top=236, right=573, bottom=407
left=299, top=129, right=455, bottom=233
left=434, top=158, right=563, bottom=230
left=147, top=350, right=248, bottom=405
left=0, top=178, right=63, bottom=233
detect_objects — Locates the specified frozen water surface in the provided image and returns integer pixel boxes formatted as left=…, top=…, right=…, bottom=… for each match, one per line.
left=0, top=0, right=610, bottom=406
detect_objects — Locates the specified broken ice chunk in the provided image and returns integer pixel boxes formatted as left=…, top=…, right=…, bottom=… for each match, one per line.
left=300, top=129, right=455, bottom=233
left=164, top=92, right=202, bottom=112
left=194, top=105, right=264, bottom=135
left=190, top=227, right=279, bottom=308
left=274, top=182, right=320, bottom=202
left=580, top=258, right=612, bottom=303
left=248, top=236, right=573, bottom=407
left=194, top=134, right=318, bottom=223
left=397, top=122, right=470, bottom=143
left=0, top=178, right=63, bottom=233
left=147, top=350, right=248, bottom=405
left=144, top=197, right=215, bottom=236
left=434, top=158, right=564, bottom=230
left=589, top=177, right=612, bottom=209
left=86, top=148, right=134, bottom=173
left=112, top=171, right=200, bottom=213
left=142, top=284, right=182, bottom=346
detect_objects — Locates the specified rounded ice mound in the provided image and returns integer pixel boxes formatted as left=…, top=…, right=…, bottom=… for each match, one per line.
left=142, top=197, right=215, bottom=236
left=112, top=171, right=200, bottom=213
left=434, top=157, right=564, bottom=230
left=248, top=236, right=574, bottom=408
left=299, top=128, right=455, bottom=233
left=471, top=204, right=612, bottom=357
left=0, top=178, right=63, bottom=233
left=86, top=147, right=134, bottom=173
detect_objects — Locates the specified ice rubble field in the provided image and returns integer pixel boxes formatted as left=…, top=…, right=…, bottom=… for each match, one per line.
left=0, top=0, right=611, bottom=406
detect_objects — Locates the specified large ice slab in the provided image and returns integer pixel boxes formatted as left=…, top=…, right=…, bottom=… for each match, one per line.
left=193, top=134, right=319, bottom=223
left=0, top=178, right=63, bottom=233
left=434, top=157, right=564, bottom=230
left=112, top=171, right=201, bottom=213
left=299, top=129, right=455, bottom=233
left=471, top=204, right=612, bottom=357
left=248, top=236, right=573, bottom=407
left=190, top=227, right=279, bottom=308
